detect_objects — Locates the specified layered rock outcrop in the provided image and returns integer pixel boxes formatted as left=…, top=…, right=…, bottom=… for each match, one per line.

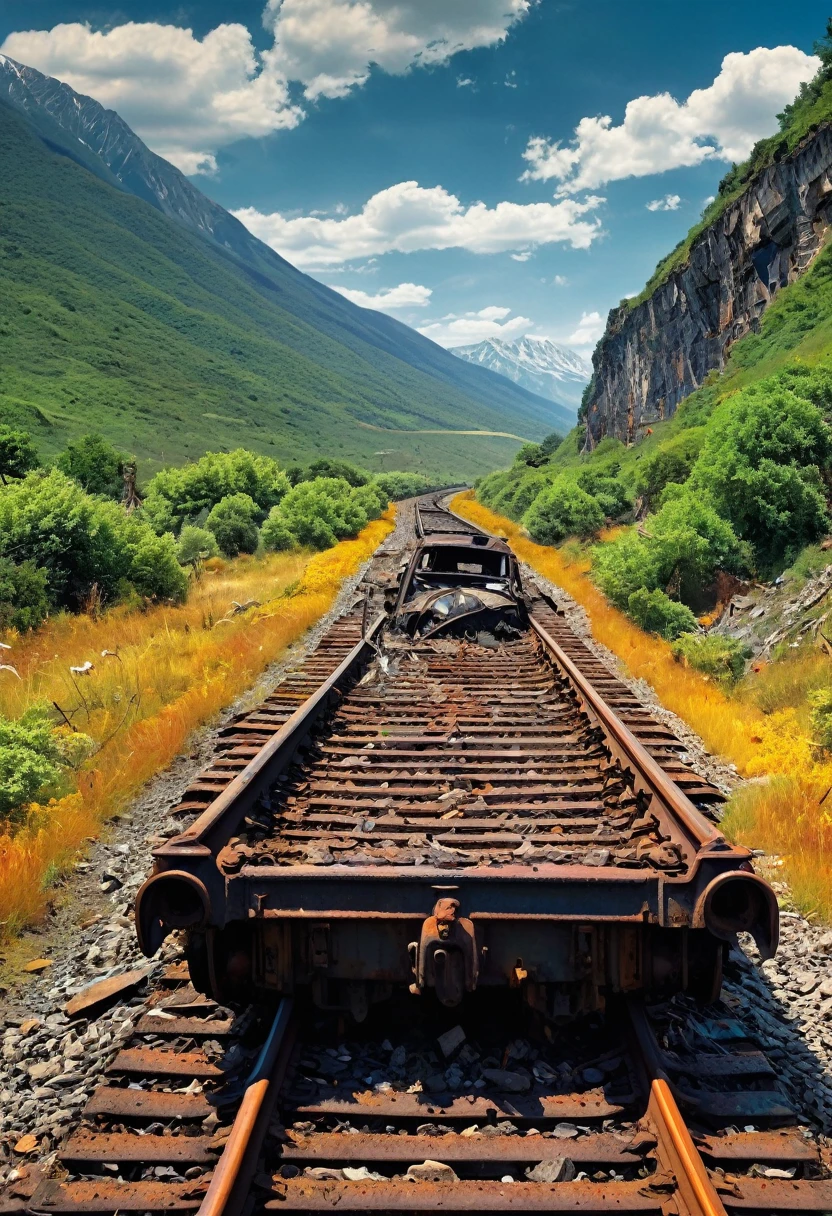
left=586, top=125, right=832, bottom=446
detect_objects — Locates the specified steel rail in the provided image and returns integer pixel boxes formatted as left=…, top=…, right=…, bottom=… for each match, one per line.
left=197, top=999, right=294, bottom=1216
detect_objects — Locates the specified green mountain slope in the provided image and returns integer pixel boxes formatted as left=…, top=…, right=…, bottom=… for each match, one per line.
left=0, top=98, right=563, bottom=480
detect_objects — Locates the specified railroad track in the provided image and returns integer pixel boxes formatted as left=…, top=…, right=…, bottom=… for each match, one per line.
left=415, top=492, right=488, bottom=538
left=8, top=494, right=831, bottom=1215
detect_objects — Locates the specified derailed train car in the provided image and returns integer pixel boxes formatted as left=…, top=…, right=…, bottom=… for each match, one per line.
left=136, top=521, right=778, bottom=1020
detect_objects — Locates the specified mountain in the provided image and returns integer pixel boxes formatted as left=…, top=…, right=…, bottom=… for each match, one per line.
left=451, top=338, right=587, bottom=417
left=0, top=56, right=564, bottom=480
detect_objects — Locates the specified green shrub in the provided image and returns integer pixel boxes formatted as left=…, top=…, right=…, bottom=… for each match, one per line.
left=144, top=449, right=290, bottom=535
left=809, top=687, right=832, bottom=752
left=373, top=471, right=431, bottom=500
left=206, top=493, right=261, bottom=557
left=274, top=477, right=369, bottom=550
left=0, top=426, right=39, bottom=485
left=626, top=587, right=698, bottom=639
left=575, top=467, right=631, bottom=518
left=522, top=480, right=604, bottom=544
left=301, top=458, right=368, bottom=487
left=648, top=492, right=749, bottom=602
left=0, top=705, right=63, bottom=827
left=177, top=525, right=219, bottom=570
left=261, top=509, right=298, bottom=552
left=0, top=558, right=49, bottom=632
left=125, top=526, right=188, bottom=601
left=592, top=532, right=663, bottom=607
left=56, top=433, right=127, bottom=499
left=633, top=429, right=706, bottom=507
left=690, top=384, right=832, bottom=561
left=671, top=632, right=751, bottom=684
left=350, top=481, right=388, bottom=521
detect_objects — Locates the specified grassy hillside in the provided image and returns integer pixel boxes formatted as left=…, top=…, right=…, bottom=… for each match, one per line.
left=0, top=99, right=548, bottom=481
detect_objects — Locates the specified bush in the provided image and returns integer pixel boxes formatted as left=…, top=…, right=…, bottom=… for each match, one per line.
left=274, top=478, right=369, bottom=550
left=350, top=481, right=388, bottom=521
left=177, top=525, right=219, bottom=571
left=633, top=429, right=706, bottom=507
left=809, top=687, right=832, bottom=752
left=626, top=587, right=698, bottom=639
left=671, top=632, right=751, bottom=684
left=144, top=449, right=290, bottom=535
left=301, top=458, right=369, bottom=487
left=690, top=384, right=832, bottom=561
left=0, top=468, right=184, bottom=610
left=575, top=468, right=631, bottom=518
left=373, top=471, right=431, bottom=500
left=592, top=532, right=663, bottom=607
left=206, top=493, right=261, bottom=557
left=56, top=433, right=127, bottom=499
left=522, top=480, right=604, bottom=544
left=0, top=558, right=49, bottom=632
left=648, top=492, right=749, bottom=602
left=261, top=510, right=298, bottom=552
left=0, top=705, right=62, bottom=827
left=0, top=426, right=39, bottom=484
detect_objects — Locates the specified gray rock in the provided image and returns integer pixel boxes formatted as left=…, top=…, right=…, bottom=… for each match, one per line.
left=525, top=1158, right=576, bottom=1183
left=480, top=1068, right=531, bottom=1094
left=406, top=1160, right=458, bottom=1182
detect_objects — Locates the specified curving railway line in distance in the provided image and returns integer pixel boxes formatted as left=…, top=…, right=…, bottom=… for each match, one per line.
left=9, top=493, right=831, bottom=1216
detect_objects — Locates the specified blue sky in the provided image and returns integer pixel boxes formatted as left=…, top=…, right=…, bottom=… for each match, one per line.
left=1, top=1, right=827, bottom=356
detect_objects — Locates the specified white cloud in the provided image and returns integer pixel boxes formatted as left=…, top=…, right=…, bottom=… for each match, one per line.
left=2, top=0, right=530, bottom=170
left=553, top=274, right=570, bottom=286
left=329, top=281, right=432, bottom=312
left=233, top=181, right=605, bottom=269
left=646, top=193, right=681, bottom=212
left=419, top=305, right=531, bottom=348
left=456, top=75, right=474, bottom=88
left=262, top=0, right=529, bottom=100
left=566, top=310, right=605, bottom=346
left=511, top=250, right=532, bottom=262
left=1, top=21, right=303, bottom=173
left=521, top=45, right=819, bottom=193
left=504, top=70, right=518, bottom=89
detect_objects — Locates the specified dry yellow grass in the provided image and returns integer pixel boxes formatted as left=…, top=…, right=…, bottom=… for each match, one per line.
left=452, top=492, right=832, bottom=918
left=0, top=512, right=394, bottom=937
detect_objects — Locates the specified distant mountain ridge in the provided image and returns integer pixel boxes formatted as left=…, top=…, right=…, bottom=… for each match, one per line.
left=450, top=337, right=589, bottom=413
left=0, top=54, right=573, bottom=459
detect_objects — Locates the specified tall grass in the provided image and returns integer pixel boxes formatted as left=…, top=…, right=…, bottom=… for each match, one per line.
left=0, top=512, right=394, bottom=938
left=453, top=492, right=832, bottom=918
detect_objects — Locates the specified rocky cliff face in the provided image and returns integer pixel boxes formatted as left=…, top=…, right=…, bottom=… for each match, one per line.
left=586, top=124, right=832, bottom=446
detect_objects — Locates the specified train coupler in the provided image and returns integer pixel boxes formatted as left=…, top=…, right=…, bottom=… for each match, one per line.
left=409, top=897, right=479, bottom=1007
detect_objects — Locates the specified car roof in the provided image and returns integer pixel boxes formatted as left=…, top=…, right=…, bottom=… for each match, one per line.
left=415, top=534, right=512, bottom=555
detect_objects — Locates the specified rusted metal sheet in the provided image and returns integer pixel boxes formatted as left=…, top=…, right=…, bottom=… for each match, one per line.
left=720, top=1178, right=832, bottom=1210
left=28, top=1181, right=205, bottom=1213
left=83, top=1087, right=213, bottom=1121
left=64, top=969, right=151, bottom=1019
left=59, top=1130, right=216, bottom=1165
left=695, top=1130, right=816, bottom=1163
left=281, top=1131, right=646, bottom=1165
left=106, top=1048, right=222, bottom=1078
left=135, top=1015, right=234, bottom=1037
left=264, top=1178, right=665, bottom=1211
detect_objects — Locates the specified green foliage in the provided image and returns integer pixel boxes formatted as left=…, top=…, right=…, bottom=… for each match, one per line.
left=0, top=468, right=185, bottom=609
left=522, top=481, right=604, bottom=544
left=373, top=471, right=432, bottom=500
left=0, top=558, right=49, bottom=632
left=809, top=686, right=832, bottom=752
left=56, top=433, right=127, bottom=499
left=0, top=705, right=62, bottom=826
left=690, top=385, right=832, bottom=562
left=626, top=587, right=698, bottom=639
left=268, top=477, right=372, bottom=550
left=261, top=509, right=299, bottom=552
left=350, top=481, right=388, bottom=522
left=575, top=466, right=631, bottom=517
left=671, top=632, right=751, bottom=684
left=778, top=19, right=832, bottom=131
left=0, top=426, right=39, bottom=484
left=633, top=429, right=706, bottom=507
left=144, top=449, right=290, bottom=536
left=176, top=525, right=219, bottom=570
left=205, top=493, right=261, bottom=557
left=592, top=533, right=663, bottom=608
left=300, top=458, right=369, bottom=487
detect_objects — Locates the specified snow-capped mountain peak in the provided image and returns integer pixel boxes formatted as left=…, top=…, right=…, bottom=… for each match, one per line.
left=450, top=337, right=590, bottom=412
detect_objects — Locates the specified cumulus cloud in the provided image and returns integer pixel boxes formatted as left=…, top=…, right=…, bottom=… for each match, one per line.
left=233, top=181, right=605, bottom=269
left=566, top=311, right=605, bottom=346
left=646, top=194, right=681, bottom=212
left=521, top=46, right=819, bottom=193
left=511, top=251, right=532, bottom=262
left=457, top=75, right=474, bottom=88
left=262, top=0, right=530, bottom=100
left=418, top=305, right=531, bottom=348
left=329, top=281, right=432, bottom=312
left=553, top=274, right=569, bottom=286
left=2, top=0, right=530, bottom=169
left=1, top=21, right=303, bottom=172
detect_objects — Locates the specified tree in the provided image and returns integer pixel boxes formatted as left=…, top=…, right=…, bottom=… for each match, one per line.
left=261, top=509, right=298, bottom=552
left=0, top=705, right=62, bottom=827
left=0, top=427, right=39, bottom=485
left=56, top=433, right=127, bottom=499
left=0, top=558, right=49, bottom=632
left=633, top=429, right=706, bottom=508
left=303, top=458, right=368, bottom=486
left=374, top=472, right=431, bottom=501
left=177, top=525, right=219, bottom=576
left=522, top=480, right=604, bottom=544
left=626, top=587, right=698, bottom=640
left=144, top=449, right=290, bottom=535
left=690, top=385, right=832, bottom=562
left=206, top=493, right=260, bottom=557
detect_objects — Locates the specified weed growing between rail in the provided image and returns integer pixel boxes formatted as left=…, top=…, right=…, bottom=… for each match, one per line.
left=452, top=492, right=832, bottom=920
left=0, top=512, right=393, bottom=940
